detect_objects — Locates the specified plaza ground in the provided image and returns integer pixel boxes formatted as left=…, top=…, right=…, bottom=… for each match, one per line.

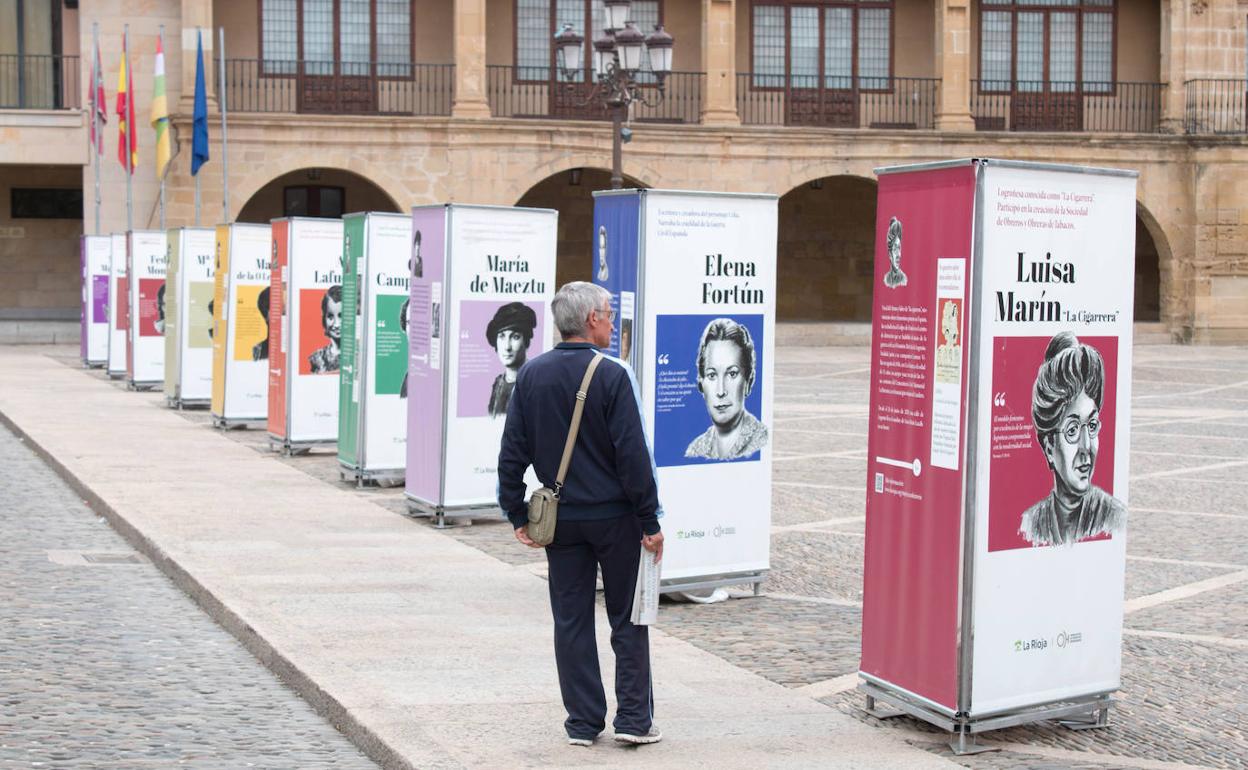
left=0, top=342, right=1245, bottom=769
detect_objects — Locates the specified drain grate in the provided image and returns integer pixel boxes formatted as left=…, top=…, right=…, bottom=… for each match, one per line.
left=46, top=550, right=146, bottom=566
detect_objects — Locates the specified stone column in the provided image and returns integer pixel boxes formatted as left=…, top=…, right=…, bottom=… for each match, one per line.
left=701, top=0, right=740, bottom=126
left=453, top=0, right=492, bottom=118
left=1158, top=0, right=1187, bottom=133
left=178, top=0, right=214, bottom=113
left=934, top=0, right=975, bottom=132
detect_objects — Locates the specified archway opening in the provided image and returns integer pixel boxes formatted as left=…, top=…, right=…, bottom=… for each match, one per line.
left=515, top=168, right=646, bottom=290
left=777, top=175, right=879, bottom=322
left=1134, top=207, right=1162, bottom=322
left=237, top=168, right=402, bottom=224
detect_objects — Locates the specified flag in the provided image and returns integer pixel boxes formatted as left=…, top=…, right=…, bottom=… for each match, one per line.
left=150, top=36, right=171, bottom=180
left=191, top=30, right=209, bottom=176
left=88, top=44, right=108, bottom=155
left=116, top=43, right=137, bottom=172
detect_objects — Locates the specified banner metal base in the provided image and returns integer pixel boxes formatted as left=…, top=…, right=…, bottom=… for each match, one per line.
left=212, top=416, right=263, bottom=430
left=269, top=437, right=334, bottom=457
left=166, top=396, right=210, bottom=410
left=857, top=681, right=1113, bottom=756
left=660, top=570, right=766, bottom=597
left=403, top=497, right=496, bottom=529
left=338, top=464, right=404, bottom=489
left=126, top=380, right=160, bottom=392
left=84, top=361, right=106, bottom=369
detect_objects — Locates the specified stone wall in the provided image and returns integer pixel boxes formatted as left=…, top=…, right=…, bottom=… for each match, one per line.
left=0, top=166, right=84, bottom=319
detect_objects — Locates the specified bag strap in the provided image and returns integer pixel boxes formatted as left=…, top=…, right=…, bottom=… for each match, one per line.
left=553, top=351, right=604, bottom=496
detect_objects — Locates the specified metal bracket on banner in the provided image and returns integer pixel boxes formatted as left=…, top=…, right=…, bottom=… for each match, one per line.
left=338, top=466, right=405, bottom=489
left=659, top=570, right=767, bottom=597
left=403, top=498, right=494, bottom=529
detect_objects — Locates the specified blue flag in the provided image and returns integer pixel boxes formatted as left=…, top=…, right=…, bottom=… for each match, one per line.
left=191, top=30, right=210, bottom=176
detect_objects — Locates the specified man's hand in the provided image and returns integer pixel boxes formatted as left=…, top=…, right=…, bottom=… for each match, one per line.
left=515, top=526, right=543, bottom=549
left=641, top=531, right=664, bottom=564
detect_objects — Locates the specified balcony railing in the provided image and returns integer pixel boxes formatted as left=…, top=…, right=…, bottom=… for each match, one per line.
left=486, top=66, right=703, bottom=124
left=0, top=54, right=80, bottom=110
left=970, top=81, right=1164, bottom=133
left=1184, top=79, right=1248, bottom=134
left=215, top=59, right=453, bottom=116
left=737, top=75, right=939, bottom=129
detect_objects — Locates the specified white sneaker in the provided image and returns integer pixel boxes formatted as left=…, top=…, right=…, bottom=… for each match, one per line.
left=567, top=736, right=594, bottom=747
left=614, top=726, right=662, bottom=745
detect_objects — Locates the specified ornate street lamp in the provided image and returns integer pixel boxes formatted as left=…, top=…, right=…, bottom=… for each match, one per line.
left=554, top=7, right=675, bottom=189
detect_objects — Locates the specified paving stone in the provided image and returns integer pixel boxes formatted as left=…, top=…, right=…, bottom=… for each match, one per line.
left=1123, top=558, right=1237, bottom=600
left=0, top=426, right=378, bottom=770
left=1126, top=581, right=1248, bottom=640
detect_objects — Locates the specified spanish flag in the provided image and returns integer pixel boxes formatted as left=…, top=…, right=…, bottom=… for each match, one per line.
left=116, top=43, right=137, bottom=172
left=150, top=36, right=171, bottom=180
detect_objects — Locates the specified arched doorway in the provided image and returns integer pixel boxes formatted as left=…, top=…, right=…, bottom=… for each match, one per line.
left=236, top=168, right=402, bottom=224
left=777, top=175, right=878, bottom=322
left=1134, top=205, right=1164, bottom=322
left=515, top=168, right=646, bottom=290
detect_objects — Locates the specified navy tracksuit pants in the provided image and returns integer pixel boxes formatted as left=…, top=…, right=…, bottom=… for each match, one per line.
left=545, top=513, right=653, bottom=739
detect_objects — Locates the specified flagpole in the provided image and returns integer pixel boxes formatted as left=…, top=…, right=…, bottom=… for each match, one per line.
left=92, top=23, right=101, bottom=235
left=158, top=25, right=166, bottom=231
left=218, top=26, right=229, bottom=224
left=125, top=24, right=133, bottom=234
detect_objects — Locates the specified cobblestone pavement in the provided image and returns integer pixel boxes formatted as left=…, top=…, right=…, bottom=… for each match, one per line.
left=60, top=345, right=1248, bottom=769
left=0, top=425, right=379, bottom=769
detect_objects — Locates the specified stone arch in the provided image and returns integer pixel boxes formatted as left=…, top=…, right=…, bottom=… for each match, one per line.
left=233, top=166, right=406, bottom=224
left=777, top=174, right=879, bottom=322
left=515, top=167, right=648, bottom=290
left=1134, top=200, right=1171, bottom=324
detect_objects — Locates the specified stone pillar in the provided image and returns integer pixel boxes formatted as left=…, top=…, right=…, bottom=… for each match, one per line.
left=934, top=0, right=975, bottom=132
left=1158, top=0, right=1187, bottom=133
left=701, top=0, right=740, bottom=126
left=178, top=0, right=214, bottom=113
left=453, top=0, right=492, bottom=118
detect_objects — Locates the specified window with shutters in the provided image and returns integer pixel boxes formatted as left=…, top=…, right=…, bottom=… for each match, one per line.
left=750, top=1, right=894, bottom=91
left=260, top=0, right=413, bottom=78
left=978, top=0, right=1116, bottom=94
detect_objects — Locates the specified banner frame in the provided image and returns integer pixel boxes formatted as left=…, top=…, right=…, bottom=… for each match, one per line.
left=857, top=157, right=1139, bottom=752
left=125, top=229, right=168, bottom=391
left=211, top=222, right=272, bottom=429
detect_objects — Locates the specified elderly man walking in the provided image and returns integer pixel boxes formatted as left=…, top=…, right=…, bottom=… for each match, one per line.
left=497, top=281, right=664, bottom=748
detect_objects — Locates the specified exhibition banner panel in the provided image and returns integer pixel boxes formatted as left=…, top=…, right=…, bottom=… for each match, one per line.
left=126, top=230, right=168, bottom=385
left=211, top=223, right=272, bottom=421
left=165, top=228, right=215, bottom=402
left=284, top=217, right=345, bottom=443
left=361, top=213, right=412, bottom=472
left=592, top=193, right=640, bottom=367
left=967, top=164, right=1136, bottom=716
left=267, top=220, right=290, bottom=438
left=629, top=190, right=779, bottom=582
left=107, top=233, right=127, bottom=376
left=81, top=235, right=111, bottom=365
left=405, top=207, right=449, bottom=505
left=338, top=214, right=365, bottom=468
left=443, top=206, right=555, bottom=506
left=859, top=165, right=978, bottom=714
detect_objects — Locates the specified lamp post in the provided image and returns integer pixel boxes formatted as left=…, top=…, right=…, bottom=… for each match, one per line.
left=554, top=1, right=674, bottom=189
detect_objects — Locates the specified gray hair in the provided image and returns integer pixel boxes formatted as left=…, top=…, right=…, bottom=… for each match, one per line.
left=552, top=281, right=611, bottom=339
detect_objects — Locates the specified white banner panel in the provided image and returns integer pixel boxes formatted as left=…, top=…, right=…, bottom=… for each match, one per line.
left=286, top=217, right=344, bottom=443
left=442, top=205, right=556, bottom=507
left=82, top=235, right=111, bottom=365
left=172, top=228, right=216, bottom=402
left=968, top=163, right=1136, bottom=716
left=636, top=191, right=778, bottom=582
left=126, top=230, right=168, bottom=386
left=361, top=213, right=412, bottom=472
left=107, top=233, right=127, bottom=376
left=214, top=223, right=272, bottom=421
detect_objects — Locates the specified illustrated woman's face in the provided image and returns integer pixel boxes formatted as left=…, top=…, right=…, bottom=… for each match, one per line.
left=495, top=329, right=526, bottom=369
left=701, top=340, right=747, bottom=431
left=323, top=297, right=343, bottom=343
left=1045, top=390, right=1100, bottom=497
left=888, top=236, right=901, bottom=270
left=598, top=230, right=607, bottom=261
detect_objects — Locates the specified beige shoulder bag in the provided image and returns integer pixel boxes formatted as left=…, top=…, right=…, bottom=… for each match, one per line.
left=526, top=351, right=604, bottom=546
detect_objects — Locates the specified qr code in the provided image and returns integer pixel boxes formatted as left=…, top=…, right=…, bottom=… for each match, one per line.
left=874, top=472, right=884, bottom=493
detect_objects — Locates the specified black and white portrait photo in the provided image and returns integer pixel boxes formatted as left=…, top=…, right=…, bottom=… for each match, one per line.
left=684, top=318, right=769, bottom=461
left=155, top=282, right=167, bottom=335
left=308, top=285, right=343, bottom=374
left=252, top=286, right=270, bottom=361
left=486, top=302, right=536, bottom=418
left=597, top=225, right=609, bottom=282
left=399, top=298, right=410, bottom=399
left=883, top=216, right=907, bottom=289
left=411, top=229, right=423, bottom=279
left=1020, top=331, right=1126, bottom=547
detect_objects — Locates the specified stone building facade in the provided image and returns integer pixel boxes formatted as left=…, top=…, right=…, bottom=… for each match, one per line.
left=1, top=0, right=1246, bottom=342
